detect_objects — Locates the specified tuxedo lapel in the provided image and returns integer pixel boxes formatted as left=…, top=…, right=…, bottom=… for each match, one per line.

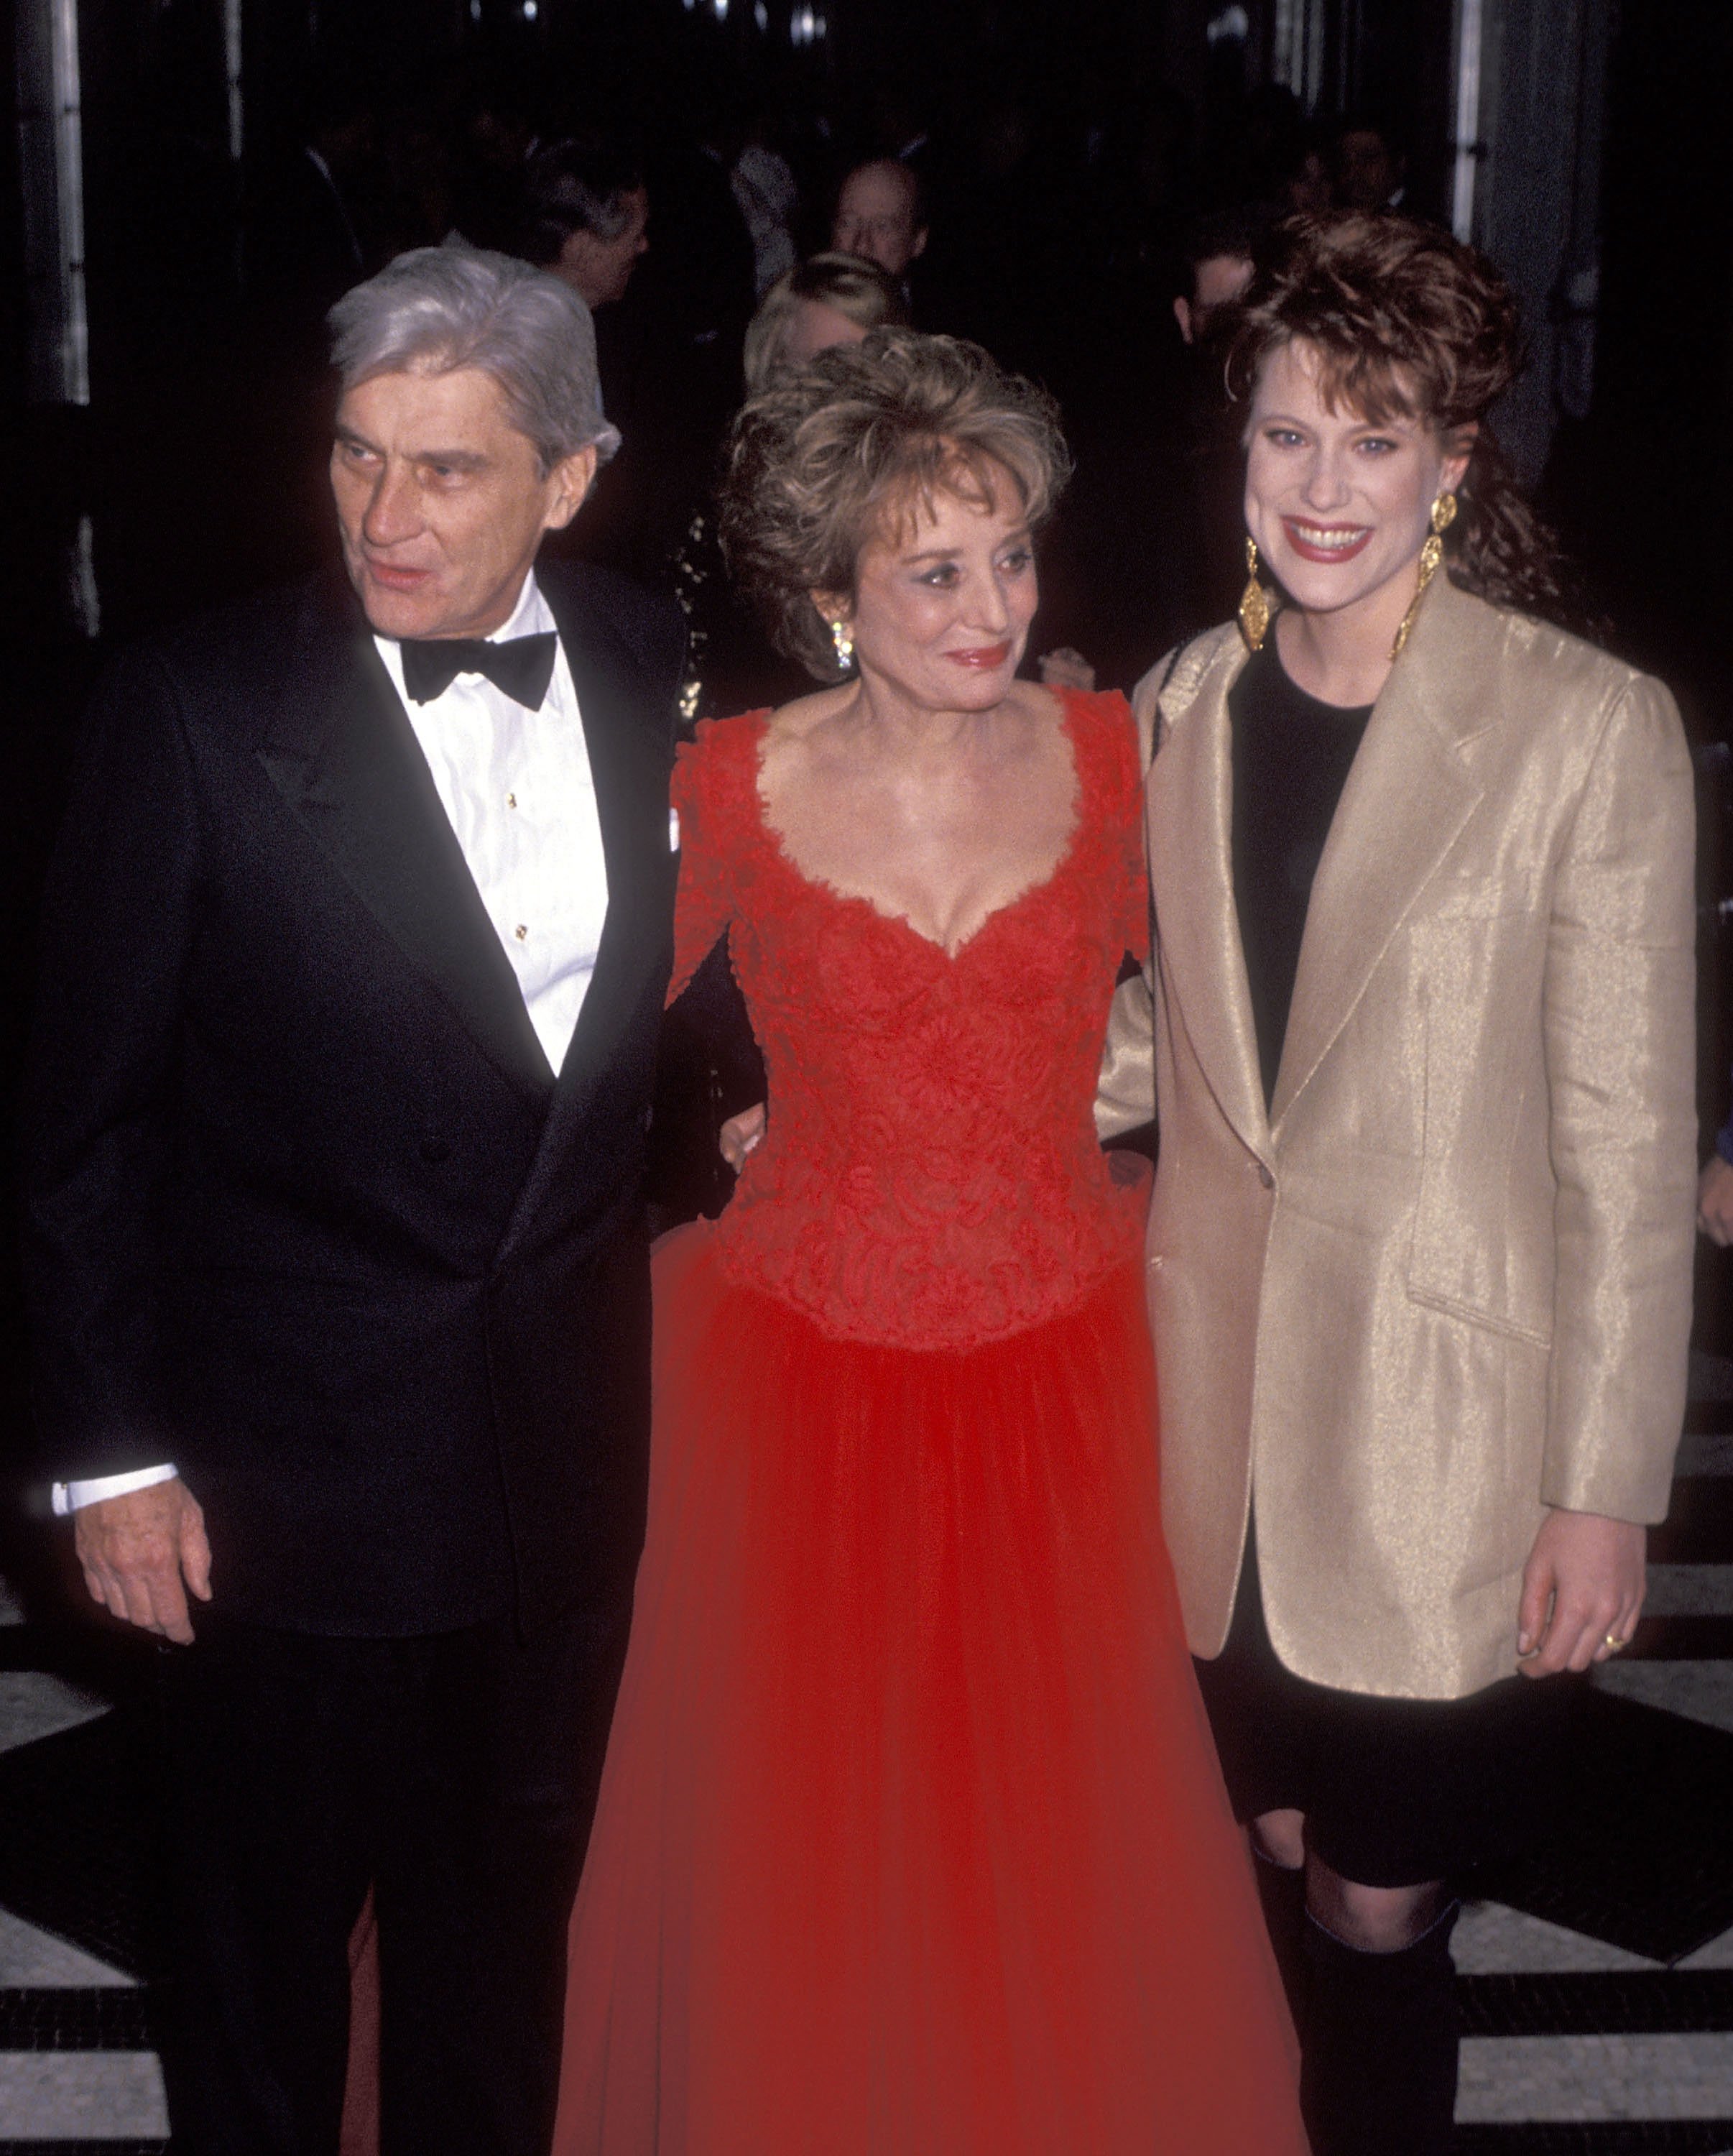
left=257, top=579, right=555, bottom=1109
left=1148, top=633, right=1272, bottom=1164
left=1269, top=577, right=1497, bottom=1132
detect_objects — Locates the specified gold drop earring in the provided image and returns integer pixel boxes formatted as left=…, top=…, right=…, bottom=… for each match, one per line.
left=1237, top=537, right=1272, bottom=652
left=831, top=619, right=855, bottom=671
left=1390, top=491, right=1457, bottom=660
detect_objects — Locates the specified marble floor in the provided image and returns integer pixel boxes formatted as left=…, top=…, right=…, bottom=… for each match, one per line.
left=4, top=1388, right=1733, bottom=2148
left=0, top=1567, right=167, bottom=2150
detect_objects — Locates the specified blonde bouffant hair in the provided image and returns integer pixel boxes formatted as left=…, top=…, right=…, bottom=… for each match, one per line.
left=720, top=328, right=1071, bottom=679
left=741, top=252, right=911, bottom=397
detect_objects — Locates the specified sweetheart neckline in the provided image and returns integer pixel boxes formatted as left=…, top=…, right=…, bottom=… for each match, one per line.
left=746, top=699, right=1086, bottom=962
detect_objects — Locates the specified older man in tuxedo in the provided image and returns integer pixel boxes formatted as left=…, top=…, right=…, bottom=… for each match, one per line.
left=22, top=244, right=684, bottom=2155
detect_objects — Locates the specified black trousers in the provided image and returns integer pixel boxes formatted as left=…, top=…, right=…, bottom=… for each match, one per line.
left=153, top=1600, right=632, bottom=2156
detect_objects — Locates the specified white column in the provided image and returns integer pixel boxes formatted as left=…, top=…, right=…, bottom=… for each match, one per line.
left=1469, top=0, right=1615, bottom=482
left=1450, top=0, right=1484, bottom=242
left=225, top=0, right=244, bottom=162
left=15, top=0, right=88, bottom=405
left=1271, top=0, right=1331, bottom=114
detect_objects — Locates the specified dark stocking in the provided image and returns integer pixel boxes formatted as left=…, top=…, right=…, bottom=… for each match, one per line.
left=1299, top=1901, right=1460, bottom=2156
left=1252, top=1846, right=1310, bottom=2029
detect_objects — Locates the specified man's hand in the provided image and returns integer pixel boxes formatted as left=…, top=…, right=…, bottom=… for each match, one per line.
left=1699, top=1154, right=1733, bottom=1245
left=720, top=1102, right=765, bottom=1174
left=1516, top=1506, right=1645, bottom=1676
left=73, top=1478, right=212, bottom=1644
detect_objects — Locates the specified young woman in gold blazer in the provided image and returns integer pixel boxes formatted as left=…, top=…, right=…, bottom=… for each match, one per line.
left=1099, top=215, right=1697, bottom=2156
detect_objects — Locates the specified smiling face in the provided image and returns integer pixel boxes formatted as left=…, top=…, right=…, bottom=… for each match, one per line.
left=831, top=162, right=928, bottom=279
left=331, top=365, right=596, bottom=640
left=1244, top=338, right=1471, bottom=627
left=823, top=461, right=1038, bottom=711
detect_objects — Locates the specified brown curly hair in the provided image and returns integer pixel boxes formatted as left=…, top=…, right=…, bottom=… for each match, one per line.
left=1225, top=213, right=1589, bottom=630
left=718, top=328, right=1072, bottom=679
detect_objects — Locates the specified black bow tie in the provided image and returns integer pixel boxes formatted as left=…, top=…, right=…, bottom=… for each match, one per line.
left=399, top=631, right=559, bottom=710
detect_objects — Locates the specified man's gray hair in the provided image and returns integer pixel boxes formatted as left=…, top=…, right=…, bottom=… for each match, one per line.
left=326, top=241, right=621, bottom=471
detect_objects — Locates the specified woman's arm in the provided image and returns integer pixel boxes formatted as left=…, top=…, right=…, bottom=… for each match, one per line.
left=1096, top=972, right=1156, bottom=1141
left=1516, top=670, right=1697, bottom=1674
left=1093, top=669, right=1163, bottom=1143
left=1539, top=670, right=1697, bottom=1524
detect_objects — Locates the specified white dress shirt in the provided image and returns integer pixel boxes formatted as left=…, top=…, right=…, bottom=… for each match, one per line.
left=376, top=572, right=609, bottom=1073
left=53, top=571, right=606, bottom=1516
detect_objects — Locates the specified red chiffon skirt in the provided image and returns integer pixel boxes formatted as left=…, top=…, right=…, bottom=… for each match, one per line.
left=554, top=1225, right=1305, bottom=2155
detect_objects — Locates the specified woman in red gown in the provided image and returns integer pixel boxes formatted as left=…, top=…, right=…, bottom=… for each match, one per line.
left=553, top=330, right=1306, bottom=2155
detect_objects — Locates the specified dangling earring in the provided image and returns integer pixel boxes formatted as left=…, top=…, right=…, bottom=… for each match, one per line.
left=1237, top=537, right=1272, bottom=652
left=1390, top=492, right=1457, bottom=660
left=831, top=618, right=854, bottom=671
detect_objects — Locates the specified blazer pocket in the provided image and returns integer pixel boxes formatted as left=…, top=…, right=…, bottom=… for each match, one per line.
left=1402, top=1281, right=1553, bottom=1350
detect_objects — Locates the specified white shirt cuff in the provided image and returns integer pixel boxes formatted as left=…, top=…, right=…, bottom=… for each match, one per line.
left=51, top=1464, right=179, bottom=1516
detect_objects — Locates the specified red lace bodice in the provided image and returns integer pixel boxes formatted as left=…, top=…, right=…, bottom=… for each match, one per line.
left=669, top=689, right=1151, bottom=1350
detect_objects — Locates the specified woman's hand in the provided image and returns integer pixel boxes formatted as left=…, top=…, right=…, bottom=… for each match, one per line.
left=720, top=1103, right=766, bottom=1173
left=1516, top=1507, right=1645, bottom=1674
left=1037, top=648, right=1096, bottom=694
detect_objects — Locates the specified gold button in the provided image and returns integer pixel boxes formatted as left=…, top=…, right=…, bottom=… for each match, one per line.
left=514, top=924, right=527, bottom=941
left=506, top=791, right=517, bottom=808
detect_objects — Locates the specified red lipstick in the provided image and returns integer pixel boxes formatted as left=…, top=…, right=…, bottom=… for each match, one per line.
left=947, top=642, right=1012, bottom=669
left=1280, top=518, right=1372, bottom=565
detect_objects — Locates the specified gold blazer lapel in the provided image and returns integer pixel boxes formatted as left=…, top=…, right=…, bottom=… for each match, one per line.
left=1147, top=631, right=1272, bottom=1163
left=1270, top=578, right=1499, bottom=1132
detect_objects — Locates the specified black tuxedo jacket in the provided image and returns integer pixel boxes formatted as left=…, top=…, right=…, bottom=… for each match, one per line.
left=22, top=561, right=684, bottom=1636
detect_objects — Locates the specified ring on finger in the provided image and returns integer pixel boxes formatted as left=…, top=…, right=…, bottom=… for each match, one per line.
left=1602, top=1631, right=1629, bottom=1654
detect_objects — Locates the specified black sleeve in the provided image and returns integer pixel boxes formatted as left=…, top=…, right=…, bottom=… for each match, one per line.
left=627, top=581, right=687, bottom=743
left=19, top=649, right=203, bottom=1478
left=650, top=596, right=689, bottom=723
left=564, top=561, right=688, bottom=722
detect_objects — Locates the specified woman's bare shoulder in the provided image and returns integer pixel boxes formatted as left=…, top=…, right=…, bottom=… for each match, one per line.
left=1004, top=678, right=1066, bottom=729
left=763, top=683, right=856, bottom=745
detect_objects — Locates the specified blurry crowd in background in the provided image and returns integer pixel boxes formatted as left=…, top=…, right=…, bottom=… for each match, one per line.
left=10, top=7, right=1727, bottom=742
left=328, top=83, right=1438, bottom=700
left=19, top=43, right=1462, bottom=695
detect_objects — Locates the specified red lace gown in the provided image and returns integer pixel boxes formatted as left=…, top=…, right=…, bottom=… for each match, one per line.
left=553, top=691, right=1305, bottom=2155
